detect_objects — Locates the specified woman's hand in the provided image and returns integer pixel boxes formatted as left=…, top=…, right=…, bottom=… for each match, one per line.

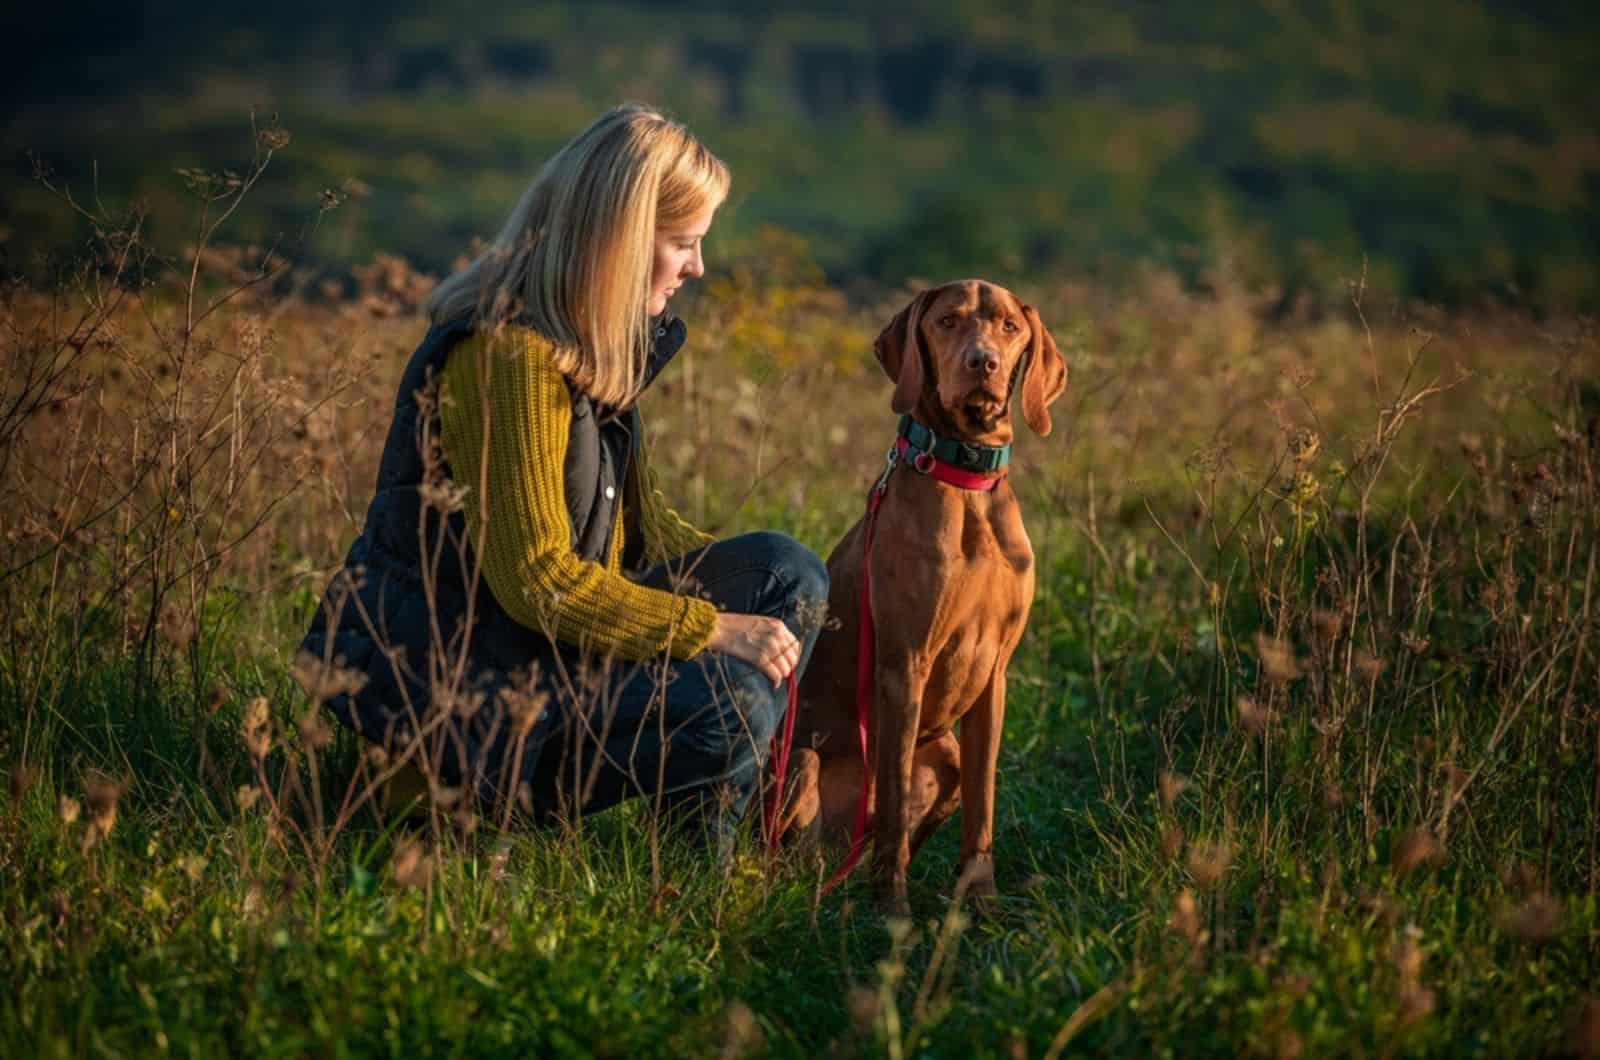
left=708, top=612, right=800, bottom=688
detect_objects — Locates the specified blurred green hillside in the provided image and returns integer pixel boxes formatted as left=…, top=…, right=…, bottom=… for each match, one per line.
left=4, top=1, right=1597, bottom=306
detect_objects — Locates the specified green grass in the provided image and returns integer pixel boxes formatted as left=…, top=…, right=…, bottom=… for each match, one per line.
left=4, top=503, right=1597, bottom=1056
left=2, top=179, right=1598, bottom=1056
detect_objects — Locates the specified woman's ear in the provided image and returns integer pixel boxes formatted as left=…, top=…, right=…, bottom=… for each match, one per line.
left=1019, top=304, right=1068, bottom=436
left=874, top=290, right=933, bottom=415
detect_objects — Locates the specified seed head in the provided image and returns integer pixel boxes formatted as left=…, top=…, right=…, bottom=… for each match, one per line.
left=257, top=123, right=291, bottom=151
left=1158, top=771, right=1190, bottom=809
left=1400, top=631, right=1430, bottom=656
left=1354, top=649, right=1386, bottom=681
left=1391, top=927, right=1425, bottom=982
left=1288, top=469, right=1321, bottom=507
left=1287, top=427, right=1321, bottom=469
left=1254, top=633, right=1302, bottom=683
left=454, top=687, right=487, bottom=720
left=1186, top=839, right=1232, bottom=890
left=1397, top=983, right=1436, bottom=1027
left=292, top=651, right=369, bottom=704
left=241, top=882, right=264, bottom=918
left=1311, top=608, right=1342, bottom=646
left=1167, top=887, right=1202, bottom=943
left=83, top=772, right=124, bottom=843
left=58, top=795, right=81, bottom=826
left=9, top=762, right=38, bottom=802
left=1236, top=695, right=1269, bottom=737
left=497, top=682, right=548, bottom=739
left=417, top=478, right=469, bottom=513
left=1390, top=827, right=1442, bottom=876
left=489, top=840, right=512, bottom=883
left=392, top=838, right=433, bottom=890
left=720, top=1000, right=763, bottom=1059
left=242, top=696, right=272, bottom=761
left=1501, top=893, right=1565, bottom=944
left=179, top=854, right=208, bottom=883
left=298, top=710, right=333, bottom=752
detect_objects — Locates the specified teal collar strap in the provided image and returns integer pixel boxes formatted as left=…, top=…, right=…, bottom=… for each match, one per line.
left=896, top=415, right=1011, bottom=473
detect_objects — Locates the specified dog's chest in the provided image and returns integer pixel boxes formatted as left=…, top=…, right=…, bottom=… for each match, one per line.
left=917, top=507, right=1033, bottom=730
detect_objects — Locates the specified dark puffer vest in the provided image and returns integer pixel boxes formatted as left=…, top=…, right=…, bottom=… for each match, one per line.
left=298, top=314, right=687, bottom=795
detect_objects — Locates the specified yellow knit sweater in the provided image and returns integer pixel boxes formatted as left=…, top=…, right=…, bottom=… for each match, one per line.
left=436, top=326, right=718, bottom=662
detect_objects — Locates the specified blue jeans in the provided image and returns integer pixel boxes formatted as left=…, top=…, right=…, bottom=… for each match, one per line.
left=524, top=531, right=828, bottom=848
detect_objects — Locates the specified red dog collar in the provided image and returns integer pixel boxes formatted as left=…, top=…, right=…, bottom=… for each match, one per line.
left=893, top=437, right=1006, bottom=491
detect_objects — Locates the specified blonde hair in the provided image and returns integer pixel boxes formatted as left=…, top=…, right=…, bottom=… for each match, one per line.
left=425, top=102, right=730, bottom=407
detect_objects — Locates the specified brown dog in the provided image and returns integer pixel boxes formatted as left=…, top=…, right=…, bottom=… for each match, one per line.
left=786, top=279, right=1067, bottom=912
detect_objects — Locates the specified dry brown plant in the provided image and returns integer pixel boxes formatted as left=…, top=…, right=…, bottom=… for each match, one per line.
left=1390, top=827, right=1442, bottom=876
left=1500, top=893, right=1566, bottom=945
left=1187, top=839, right=1233, bottom=890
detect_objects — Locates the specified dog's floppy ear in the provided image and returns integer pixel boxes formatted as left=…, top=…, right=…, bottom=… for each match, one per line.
left=874, top=289, right=934, bottom=415
left=1019, top=304, right=1067, bottom=436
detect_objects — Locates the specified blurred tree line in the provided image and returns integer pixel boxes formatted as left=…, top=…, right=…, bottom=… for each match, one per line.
left=3, top=0, right=1596, bottom=308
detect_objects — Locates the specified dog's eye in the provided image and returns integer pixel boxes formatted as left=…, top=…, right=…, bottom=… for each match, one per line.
left=1002, top=319, right=1020, bottom=334
left=938, top=314, right=958, bottom=328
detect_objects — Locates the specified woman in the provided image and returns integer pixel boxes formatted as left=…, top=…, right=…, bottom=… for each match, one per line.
left=299, top=103, right=828, bottom=851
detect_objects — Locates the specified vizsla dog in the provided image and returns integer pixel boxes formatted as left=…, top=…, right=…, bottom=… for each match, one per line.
left=786, top=279, right=1067, bottom=913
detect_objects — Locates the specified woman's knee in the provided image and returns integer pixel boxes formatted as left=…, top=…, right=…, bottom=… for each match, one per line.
left=733, top=530, right=828, bottom=610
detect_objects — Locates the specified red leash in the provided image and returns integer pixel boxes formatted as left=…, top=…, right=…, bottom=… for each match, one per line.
left=816, top=478, right=888, bottom=889
left=763, top=673, right=799, bottom=850
left=764, top=438, right=1003, bottom=889
left=761, top=480, right=888, bottom=870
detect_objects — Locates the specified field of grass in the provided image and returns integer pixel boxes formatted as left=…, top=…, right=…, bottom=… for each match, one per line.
left=2, top=172, right=1598, bottom=1057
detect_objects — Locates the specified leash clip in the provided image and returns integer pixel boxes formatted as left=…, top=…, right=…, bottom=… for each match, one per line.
left=911, top=449, right=936, bottom=474
left=871, top=446, right=898, bottom=495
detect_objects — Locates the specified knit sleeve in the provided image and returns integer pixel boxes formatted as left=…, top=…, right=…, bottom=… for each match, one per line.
left=437, top=328, right=717, bottom=661
left=628, top=418, right=716, bottom=566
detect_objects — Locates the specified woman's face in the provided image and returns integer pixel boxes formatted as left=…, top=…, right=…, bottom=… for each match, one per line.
left=648, top=202, right=715, bottom=317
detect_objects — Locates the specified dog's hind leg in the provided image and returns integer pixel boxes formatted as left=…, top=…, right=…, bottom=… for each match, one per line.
left=774, top=748, right=821, bottom=846
left=816, top=748, right=870, bottom=844
left=908, top=731, right=961, bottom=857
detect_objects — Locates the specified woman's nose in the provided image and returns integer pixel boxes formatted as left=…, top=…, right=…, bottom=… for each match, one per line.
left=685, top=247, right=704, bottom=278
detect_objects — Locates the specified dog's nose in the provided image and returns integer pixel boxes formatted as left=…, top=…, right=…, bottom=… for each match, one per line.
left=966, top=348, right=1001, bottom=376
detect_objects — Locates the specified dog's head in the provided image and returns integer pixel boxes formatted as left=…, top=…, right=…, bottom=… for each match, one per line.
left=873, top=279, right=1067, bottom=445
